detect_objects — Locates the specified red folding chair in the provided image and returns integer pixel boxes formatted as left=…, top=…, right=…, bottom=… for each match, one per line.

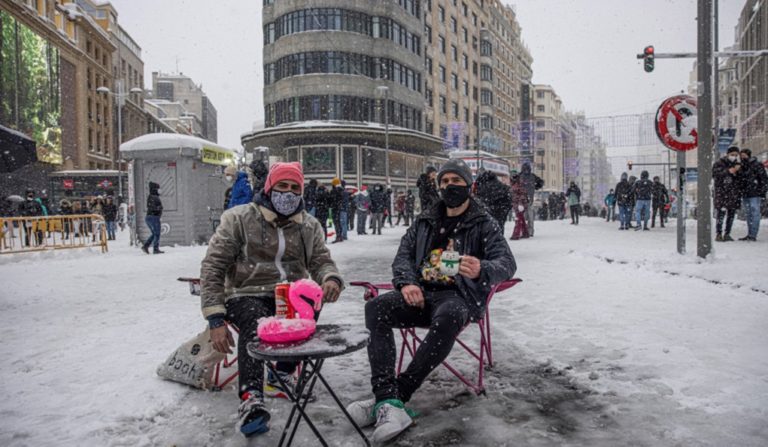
left=350, top=278, right=522, bottom=395
left=178, top=277, right=239, bottom=391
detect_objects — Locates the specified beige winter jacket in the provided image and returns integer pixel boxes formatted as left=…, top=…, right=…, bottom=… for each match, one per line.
left=200, top=203, right=343, bottom=319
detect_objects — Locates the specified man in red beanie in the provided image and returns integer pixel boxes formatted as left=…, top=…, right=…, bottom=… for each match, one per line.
left=200, top=161, right=344, bottom=438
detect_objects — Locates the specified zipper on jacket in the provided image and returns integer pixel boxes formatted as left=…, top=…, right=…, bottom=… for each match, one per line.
left=275, top=227, right=287, bottom=281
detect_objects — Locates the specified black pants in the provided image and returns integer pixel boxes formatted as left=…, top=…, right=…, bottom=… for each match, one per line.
left=317, top=214, right=328, bottom=241
left=716, top=208, right=737, bottom=235
left=332, top=211, right=343, bottom=241
left=651, top=204, right=665, bottom=227
left=365, top=290, right=469, bottom=403
left=570, top=205, right=580, bottom=224
left=226, top=296, right=309, bottom=397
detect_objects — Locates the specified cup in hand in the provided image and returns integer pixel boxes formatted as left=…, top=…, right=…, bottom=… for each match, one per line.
left=439, top=250, right=461, bottom=276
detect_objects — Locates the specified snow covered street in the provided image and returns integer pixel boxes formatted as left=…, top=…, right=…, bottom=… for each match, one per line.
left=1, top=217, right=767, bottom=447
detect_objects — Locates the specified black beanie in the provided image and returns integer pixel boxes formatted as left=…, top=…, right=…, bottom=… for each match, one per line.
left=438, top=159, right=474, bottom=187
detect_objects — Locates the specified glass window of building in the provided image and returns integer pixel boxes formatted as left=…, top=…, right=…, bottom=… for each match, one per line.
left=439, top=65, right=446, bottom=82
left=463, top=80, right=469, bottom=96
left=362, top=147, right=386, bottom=175
left=463, top=26, right=468, bottom=43
left=452, top=101, right=459, bottom=118
left=343, top=146, right=357, bottom=174
left=462, top=2, right=468, bottom=16
left=537, top=104, right=545, bottom=112
left=425, top=24, right=432, bottom=43
left=439, top=95, right=446, bottom=114
left=451, top=45, right=457, bottom=61
left=438, top=5, right=445, bottom=22
left=462, top=53, right=468, bottom=69
left=389, top=152, right=406, bottom=178
left=438, top=35, right=445, bottom=53
left=451, top=73, right=458, bottom=89
left=450, top=16, right=457, bottom=33
left=303, top=146, right=337, bottom=174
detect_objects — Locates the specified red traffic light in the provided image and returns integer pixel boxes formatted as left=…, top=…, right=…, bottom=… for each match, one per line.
left=644, top=45, right=654, bottom=55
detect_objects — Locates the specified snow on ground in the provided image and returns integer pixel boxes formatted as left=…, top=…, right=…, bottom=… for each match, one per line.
left=1, top=217, right=767, bottom=446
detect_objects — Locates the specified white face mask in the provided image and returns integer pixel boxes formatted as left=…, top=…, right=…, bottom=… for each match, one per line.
left=225, top=175, right=234, bottom=182
left=156, top=189, right=161, bottom=195
left=728, top=155, right=738, bottom=162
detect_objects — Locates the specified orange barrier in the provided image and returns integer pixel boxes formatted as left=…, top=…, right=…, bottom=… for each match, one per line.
left=0, top=214, right=108, bottom=254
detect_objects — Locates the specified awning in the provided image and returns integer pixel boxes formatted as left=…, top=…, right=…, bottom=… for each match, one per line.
left=0, top=124, right=38, bottom=173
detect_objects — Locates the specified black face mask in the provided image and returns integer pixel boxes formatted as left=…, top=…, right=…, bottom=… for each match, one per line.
left=440, top=185, right=470, bottom=208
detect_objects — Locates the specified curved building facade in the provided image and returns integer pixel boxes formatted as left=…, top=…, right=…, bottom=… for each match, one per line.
left=245, top=0, right=445, bottom=190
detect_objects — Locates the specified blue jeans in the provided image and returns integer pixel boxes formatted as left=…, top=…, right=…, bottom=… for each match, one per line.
left=144, top=215, right=161, bottom=251
left=356, top=211, right=368, bottom=234
left=340, top=211, right=348, bottom=240
left=308, top=207, right=316, bottom=218
left=743, top=197, right=762, bottom=238
left=619, top=205, right=631, bottom=228
left=635, top=200, right=651, bottom=227
left=106, top=221, right=116, bottom=239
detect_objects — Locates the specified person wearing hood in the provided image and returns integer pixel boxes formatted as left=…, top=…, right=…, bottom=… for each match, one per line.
left=103, top=196, right=118, bottom=240
left=566, top=182, right=582, bottom=225
left=404, top=190, right=415, bottom=226
left=200, top=162, right=344, bottom=439
left=417, top=167, right=440, bottom=214
left=226, top=165, right=254, bottom=209
left=314, top=183, right=330, bottom=241
left=141, top=181, right=164, bottom=254
left=630, top=171, right=654, bottom=231
left=651, top=176, right=669, bottom=228
left=604, top=189, right=616, bottom=222
left=355, top=186, right=371, bottom=234
left=518, top=163, right=544, bottom=236
left=370, top=184, right=388, bottom=235
left=475, top=170, right=513, bottom=235
left=304, top=179, right=318, bottom=217
left=329, top=178, right=345, bottom=243
left=712, top=146, right=743, bottom=241
left=19, top=188, right=44, bottom=246
left=248, top=158, right=269, bottom=194
left=346, top=159, right=516, bottom=443
left=614, top=173, right=632, bottom=230
left=738, top=148, right=768, bottom=241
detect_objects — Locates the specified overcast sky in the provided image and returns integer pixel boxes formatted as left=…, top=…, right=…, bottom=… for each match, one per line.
left=109, top=0, right=744, bottom=149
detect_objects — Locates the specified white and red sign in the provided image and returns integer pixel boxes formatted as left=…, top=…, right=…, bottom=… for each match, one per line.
left=62, top=179, right=74, bottom=189
left=655, top=95, right=698, bottom=152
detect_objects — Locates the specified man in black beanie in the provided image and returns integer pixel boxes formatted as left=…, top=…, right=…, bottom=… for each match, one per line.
left=346, top=158, right=516, bottom=443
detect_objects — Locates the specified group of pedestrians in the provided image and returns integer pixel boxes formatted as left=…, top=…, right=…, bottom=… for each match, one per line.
left=712, top=147, right=767, bottom=241
left=611, top=171, right=672, bottom=231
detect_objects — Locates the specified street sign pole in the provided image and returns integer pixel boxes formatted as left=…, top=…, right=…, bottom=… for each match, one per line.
left=697, top=0, right=714, bottom=258
left=677, top=152, right=686, bottom=254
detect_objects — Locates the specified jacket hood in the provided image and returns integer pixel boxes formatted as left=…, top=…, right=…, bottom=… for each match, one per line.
left=149, top=182, right=160, bottom=194
left=521, top=163, right=532, bottom=174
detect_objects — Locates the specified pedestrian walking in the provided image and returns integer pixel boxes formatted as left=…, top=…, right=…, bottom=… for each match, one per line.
left=355, top=186, right=371, bottom=235
left=370, top=184, right=388, bottom=235
left=712, top=147, right=742, bottom=241
left=651, top=177, right=669, bottom=228
left=509, top=174, right=529, bottom=240
left=103, top=196, right=118, bottom=240
left=566, top=182, right=581, bottom=225
left=604, top=189, right=616, bottom=222
left=141, top=181, right=164, bottom=254
left=615, top=173, right=632, bottom=230
left=475, top=170, right=513, bottom=235
left=315, top=184, right=330, bottom=242
left=518, top=163, right=544, bottom=236
left=630, top=171, right=653, bottom=231
left=405, top=190, right=415, bottom=226
left=417, top=167, right=440, bottom=214
left=737, top=148, right=768, bottom=241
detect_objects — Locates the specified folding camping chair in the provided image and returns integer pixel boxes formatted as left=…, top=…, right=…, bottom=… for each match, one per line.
left=178, top=277, right=239, bottom=390
left=350, top=278, right=521, bottom=395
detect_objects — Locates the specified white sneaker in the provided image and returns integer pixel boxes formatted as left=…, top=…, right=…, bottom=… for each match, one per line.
left=346, top=398, right=376, bottom=428
left=372, top=401, right=413, bottom=443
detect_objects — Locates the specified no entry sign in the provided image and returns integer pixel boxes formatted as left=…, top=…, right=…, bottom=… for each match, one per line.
left=655, top=95, right=698, bottom=152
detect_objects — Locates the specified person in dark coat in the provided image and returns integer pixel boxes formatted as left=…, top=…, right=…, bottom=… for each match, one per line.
left=651, top=176, right=669, bottom=228
left=394, top=192, right=407, bottom=226
left=346, top=159, right=516, bottom=443
left=59, top=199, right=73, bottom=240
left=738, top=148, right=768, bottom=241
left=142, top=181, right=164, bottom=254
left=369, top=184, right=388, bottom=235
left=19, top=188, right=44, bottom=246
left=510, top=174, right=530, bottom=240
left=712, top=147, right=743, bottom=241
left=630, top=171, right=653, bottom=231
left=103, top=196, right=118, bottom=240
left=518, top=163, right=544, bottom=236
left=548, top=193, right=558, bottom=220
left=385, top=187, right=394, bottom=227
left=474, top=170, right=513, bottom=235
left=249, top=159, right=269, bottom=194
left=404, top=190, right=415, bottom=226
left=417, top=167, right=440, bottom=214
left=329, top=178, right=344, bottom=243
left=314, top=184, right=330, bottom=241
left=614, top=173, right=632, bottom=230
left=304, top=179, right=318, bottom=217
left=566, top=182, right=582, bottom=225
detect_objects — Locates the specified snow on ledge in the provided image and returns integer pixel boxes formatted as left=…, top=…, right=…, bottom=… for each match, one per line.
left=120, top=133, right=233, bottom=154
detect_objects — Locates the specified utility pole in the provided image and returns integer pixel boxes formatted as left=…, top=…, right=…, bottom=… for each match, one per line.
left=697, top=0, right=714, bottom=258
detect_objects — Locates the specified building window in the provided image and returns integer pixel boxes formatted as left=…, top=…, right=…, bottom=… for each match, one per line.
left=425, top=56, right=433, bottom=74
left=536, top=119, right=545, bottom=128
left=480, top=39, right=493, bottom=56
left=425, top=88, right=433, bottom=106
left=463, top=80, right=469, bottom=96
left=480, top=64, right=493, bottom=81
left=537, top=104, right=545, bottom=112
left=472, top=12, right=477, bottom=26
left=481, top=89, right=493, bottom=105
left=451, top=73, right=458, bottom=89
left=450, top=16, right=457, bottom=33
left=462, top=26, right=468, bottom=43
left=462, top=53, right=468, bottom=70
left=464, top=107, right=469, bottom=123
left=439, top=95, right=446, bottom=114
left=452, top=101, right=459, bottom=119
left=439, top=65, right=446, bottom=82
left=438, top=5, right=445, bottom=22
left=438, top=35, right=445, bottom=53
left=425, top=24, right=432, bottom=43
left=537, top=91, right=545, bottom=98
left=451, top=45, right=457, bottom=61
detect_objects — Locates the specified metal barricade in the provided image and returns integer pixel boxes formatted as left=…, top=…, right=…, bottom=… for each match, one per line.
left=0, top=214, right=108, bottom=254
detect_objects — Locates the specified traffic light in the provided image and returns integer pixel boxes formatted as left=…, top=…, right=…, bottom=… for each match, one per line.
left=628, top=161, right=633, bottom=171
left=643, top=46, right=655, bottom=72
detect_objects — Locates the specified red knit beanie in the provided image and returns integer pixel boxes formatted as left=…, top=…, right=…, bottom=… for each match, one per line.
left=264, top=162, right=304, bottom=193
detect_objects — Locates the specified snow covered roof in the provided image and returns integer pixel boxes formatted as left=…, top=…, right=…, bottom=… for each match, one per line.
left=120, top=133, right=232, bottom=154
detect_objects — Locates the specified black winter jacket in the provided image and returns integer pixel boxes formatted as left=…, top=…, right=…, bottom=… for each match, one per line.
left=651, top=182, right=669, bottom=205
left=475, top=171, right=513, bottom=224
left=391, top=199, right=516, bottom=320
left=369, top=186, right=388, bottom=213
left=103, top=203, right=118, bottom=221
left=712, top=157, right=742, bottom=210
left=417, top=174, right=440, bottom=212
left=614, top=180, right=632, bottom=206
left=631, top=179, right=654, bottom=201
left=739, top=157, right=768, bottom=199
left=146, top=195, right=163, bottom=217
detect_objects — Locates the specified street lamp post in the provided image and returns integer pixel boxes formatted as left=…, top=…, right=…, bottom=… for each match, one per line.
left=375, top=85, right=390, bottom=185
left=97, top=80, right=143, bottom=198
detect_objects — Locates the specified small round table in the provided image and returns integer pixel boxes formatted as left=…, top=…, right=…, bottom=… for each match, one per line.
left=247, top=324, right=370, bottom=447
